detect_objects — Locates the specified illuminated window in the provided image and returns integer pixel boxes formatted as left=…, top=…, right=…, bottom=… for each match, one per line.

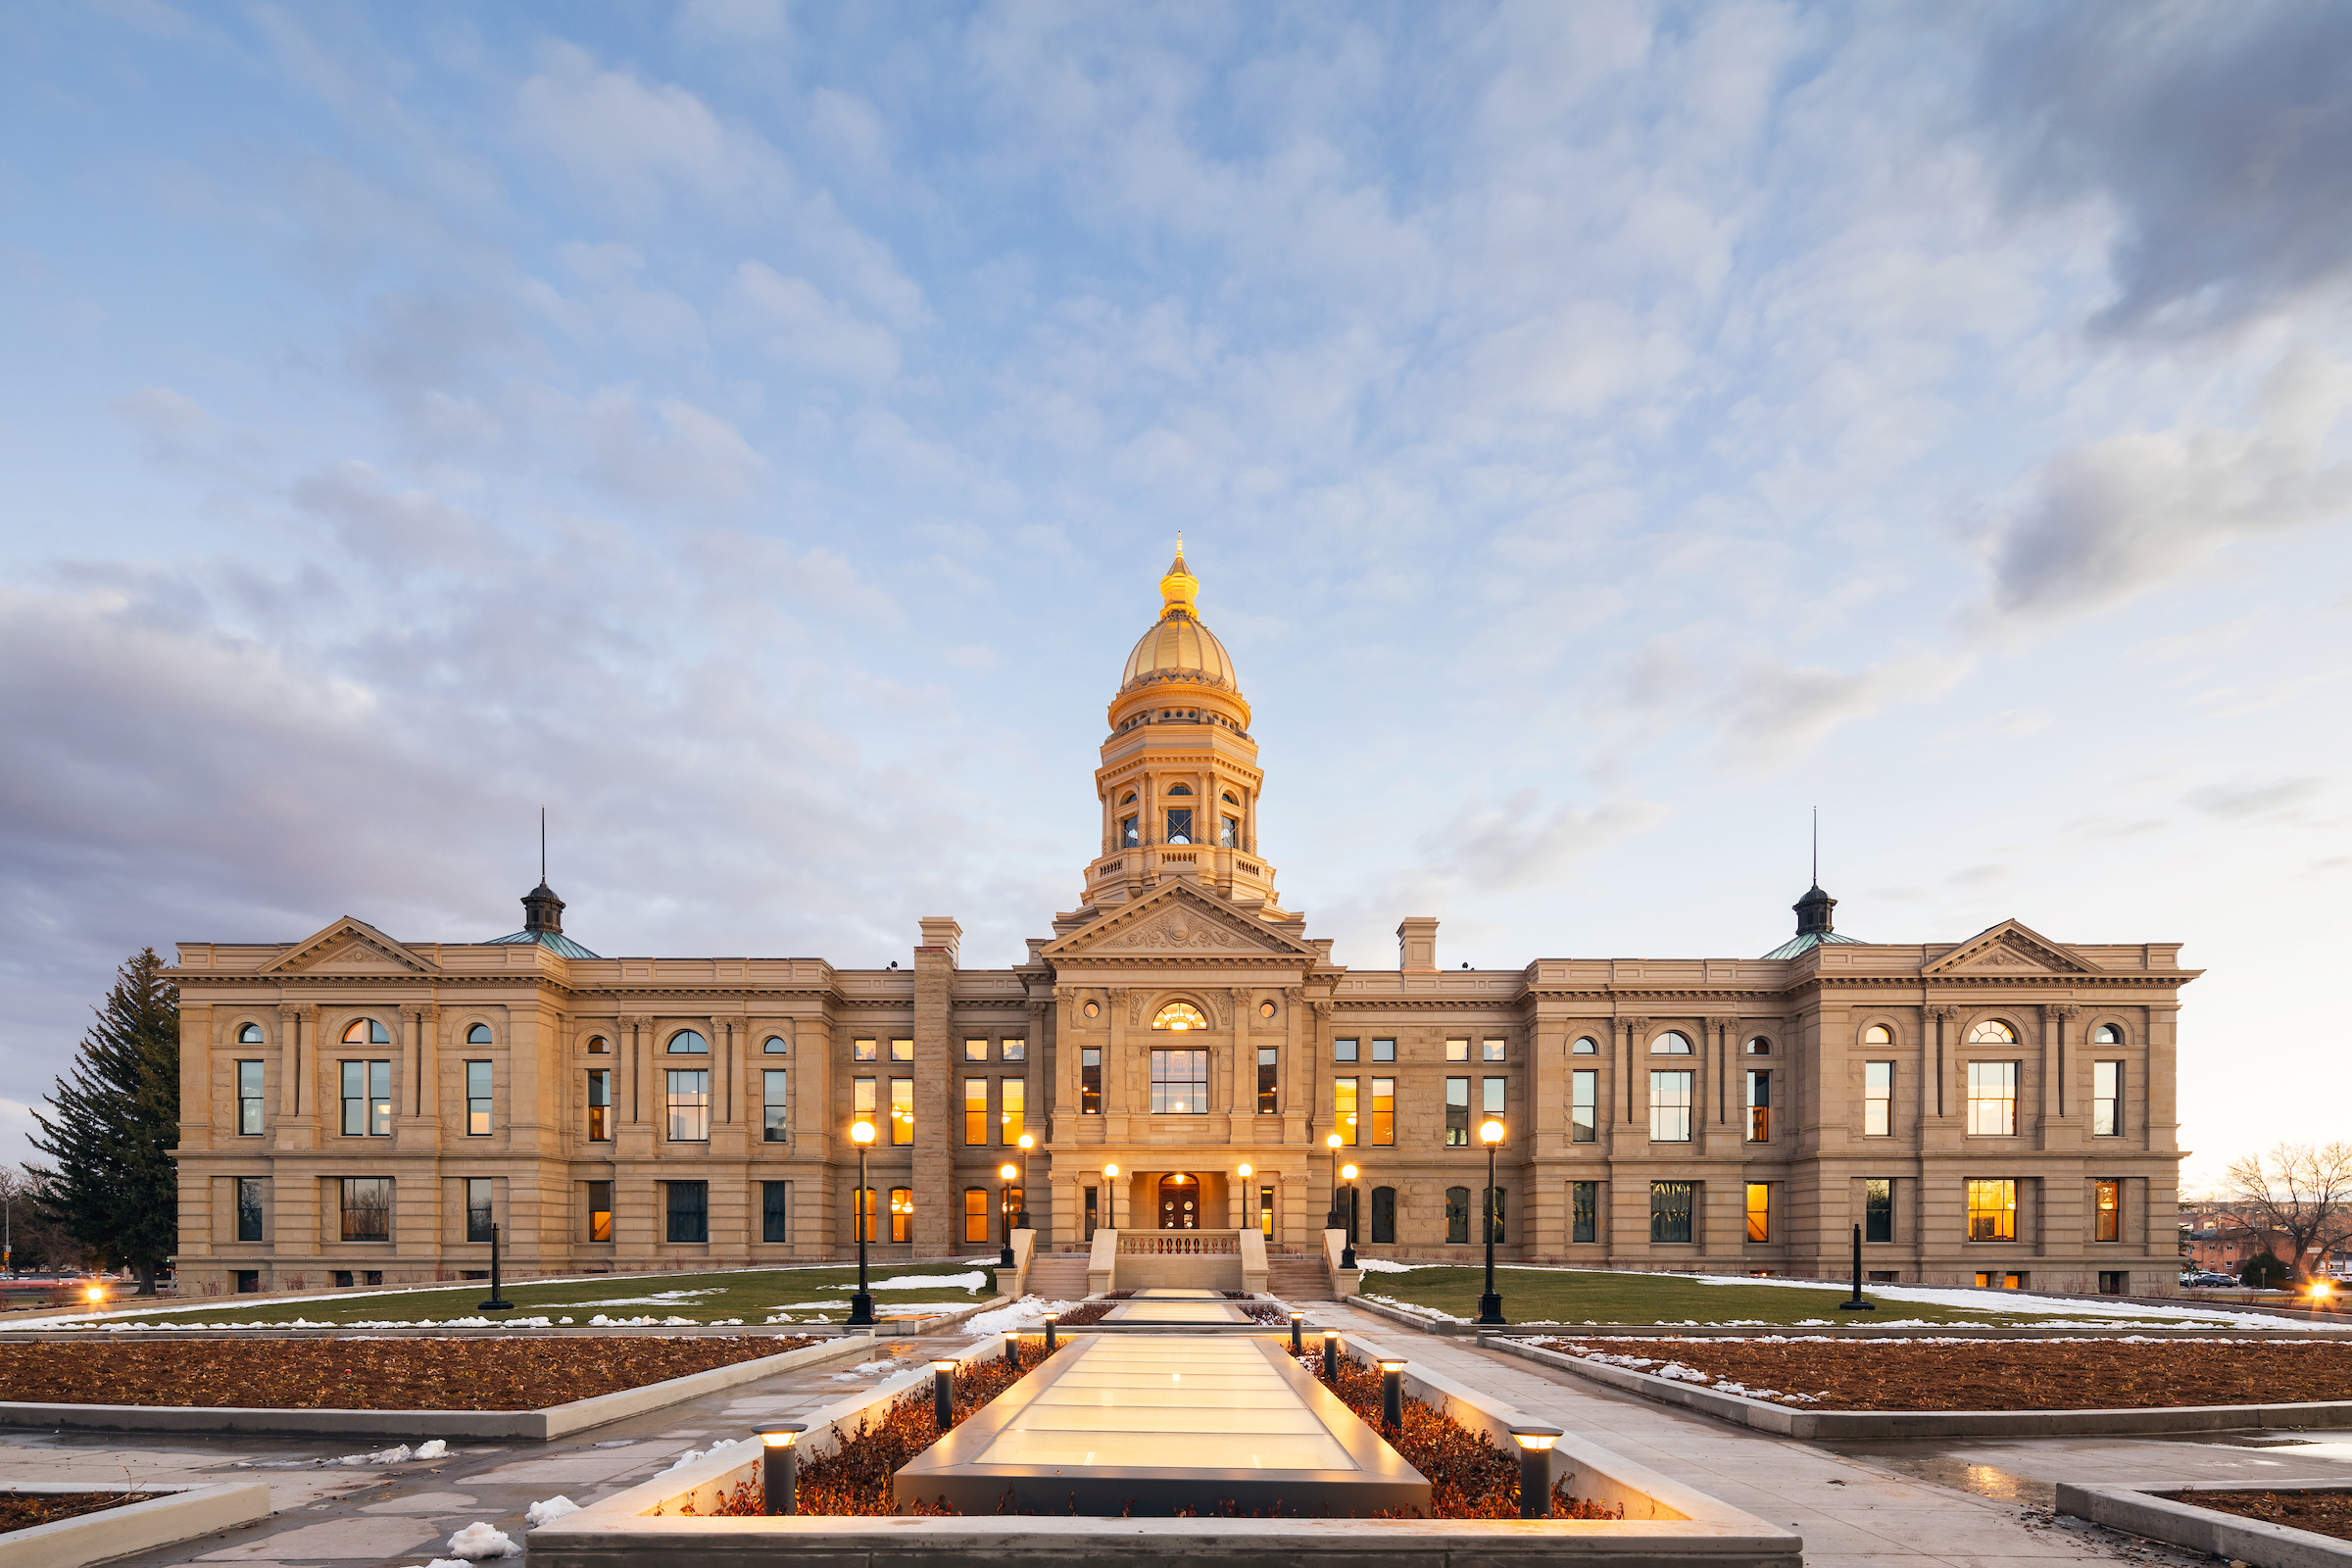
left=2094, top=1178, right=2121, bottom=1242
left=1864, top=1024, right=1892, bottom=1044
left=964, top=1187, right=990, bottom=1244
left=1368, top=1078, right=1395, bottom=1146
left=854, top=1038, right=877, bottom=1062
left=889, top=1187, right=913, bottom=1244
left=1571, top=1069, right=1596, bottom=1143
left=587, top=1181, right=612, bottom=1243
left=853, top=1076, right=876, bottom=1129
left=668, top=1030, right=708, bottom=1054
left=1001, top=1079, right=1024, bottom=1143
left=1967, top=1178, right=2017, bottom=1241
left=1256, top=1048, right=1278, bottom=1113
left=1969, top=1018, right=2019, bottom=1044
left=853, top=1186, right=876, bottom=1244
left=1968, top=1059, right=2019, bottom=1136
left=964, top=1038, right=989, bottom=1062
left=1153, top=1002, right=1208, bottom=1031
left=1651, top=1031, right=1693, bottom=1054
left=1081, top=1048, right=1102, bottom=1113
left=1003, top=1037, right=1026, bottom=1061
left=1864, top=1060, right=1893, bottom=1136
left=891, top=1039, right=913, bottom=1062
left=964, top=1078, right=989, bottom=1145
left=1649, top=1070, right=1692, bottom=1142
left=891, top=1078, right=913, bottom=1144
left=1745, top=1182, right=1770, bottom=1243
left=1334, top=1077, right=1357, bottom=1145
left=1151, top=1050, right=1208, bottom=1113
left=1484, top=1039, right=1506, bottom=1061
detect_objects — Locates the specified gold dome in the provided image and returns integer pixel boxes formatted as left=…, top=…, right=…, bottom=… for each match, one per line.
left=1119, top=540, right=1241, bottom=698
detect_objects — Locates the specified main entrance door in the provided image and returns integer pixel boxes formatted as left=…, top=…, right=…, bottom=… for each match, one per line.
left=1157, top=1173, right=1200, bottom=1230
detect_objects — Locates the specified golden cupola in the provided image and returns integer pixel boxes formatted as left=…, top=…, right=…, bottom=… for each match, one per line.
left=1084, top=540, right=1282, bottom=912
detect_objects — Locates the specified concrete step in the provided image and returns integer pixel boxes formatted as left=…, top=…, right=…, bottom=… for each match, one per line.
left=1266, top=1262, right=1334, bottom=1300
left=1023, top=1258, right=1091, bottom=1298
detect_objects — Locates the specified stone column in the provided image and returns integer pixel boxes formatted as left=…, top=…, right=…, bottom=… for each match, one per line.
left=911, top=918, right=959, bottom=1253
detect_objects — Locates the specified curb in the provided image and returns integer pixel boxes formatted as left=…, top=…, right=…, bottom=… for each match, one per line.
left=0, top=1482, right=270, bottom=1568
left=2059, top=1479, right=2352, bottom=1566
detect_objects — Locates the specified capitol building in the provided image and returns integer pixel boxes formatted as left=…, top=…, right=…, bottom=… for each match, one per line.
left=168, top=547, right=2193, bottom=1298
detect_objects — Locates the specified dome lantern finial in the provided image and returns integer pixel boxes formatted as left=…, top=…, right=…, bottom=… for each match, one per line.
left=1158, top=534, right=1199, bottom=620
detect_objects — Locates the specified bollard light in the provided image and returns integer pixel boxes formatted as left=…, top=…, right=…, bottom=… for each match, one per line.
left=932, top=1357, right=958, bottom=1431
left=1003, top=1330, right=1019, bottom=1369
left=758, top=1424, right=805, bottom=1516
left=1378, top=1356, right=1407, bottom=1430
left=1321, top=1327, right=1340, bottom=1382
left=1043, top=1311, right=1058, bottom=1352
left=1289, top=1309, right=1304, bottom=1353
left=1509, top=1422, right=1564, bottom=1519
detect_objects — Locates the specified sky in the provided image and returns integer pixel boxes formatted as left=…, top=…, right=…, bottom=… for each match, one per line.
left=1, top=2, right=2347, bottom=1194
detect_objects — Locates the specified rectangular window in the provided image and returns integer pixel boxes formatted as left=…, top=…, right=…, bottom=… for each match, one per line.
left=1080, top=1048, right=1102, bottom=1114
left=466, top=1177, right=494, bottom=1243
left=236, top=1177, right=264, bottom=1242
left=1121, top=814, right=1139, bottom=848
left=761, top=1069, right=788, bottom=1143
left=2092, top=1061, right=2123, bottom=1137
left=1334, top=1077, right=1358, bottom=1145
left=1571, top=1180, right=1597, bottom=1245
left=587, top=1180, right=612, bottom=1243
left=2094, top=1178, right=2121, bottom=1242
left=1004, top=1185, right=1023, bottom=1229
left=964, top=1038, right=989, bottom=1062
left=1001, top=1079, right=1024, bottom=1143
left=1571, top=1069, right=1597, bottom=1143
left=1649, top=1070, right=1693, bottom=1142
left=854, top=1038, right=876, bottom=1062
left=1446, top=1078, right=1469, bottom=1146
left=1258, top=1184, right=1275, bottom=1238
left=964, top=1187, right=990, bottom=1244
left=1445, top=1039, right=1469, bottom=1062
left=1746, top=1069, right=1771, bottom=1143
left=1083, top=1187, right=1098, bottom=1240
left=466, top=1060, right=493, bottom=1137
left=1446, top=1186, right=1470, bottom=1244
left=340, top=1177, right=391, bottom=1242
left=1003, top=1038, right=1026, bottom=1062
left=1256, top=1048, right=1278, bottom=1114
left=1484, top=1076, right=1505, bottom=1120
left=1371, top=1038, right=1396, bottom=1062
left=1865, top=1177, right=1893, bottom=1243
left=1220, top=813, right=1239, bottom=847
left=1368, top=1078, right=1395, bottom=1146
left=587, top=1068, right=612, bottom=1141
left=1166, top=807, right=1193, bottom=843
left=889, top=1187, right=912, bottom=1244
left=1967, top=1178, right=2018, bottom=1241
left=891, top=1038, right=913, bottom=1062
left=1745, top=1182, right=1770, bottom=1243
left=1334, top=1038, right=1358, bottom=1062
left=342, top=1060, right=390, bottom=1137
left=854, top=1185, right=876, bottom=1244
left=1967, top=1061, right=2019, bottom=1136
left=1484, top=1186, right=1506, bottom=1244
left=1976, top=1270, right=2026, bottom=1290
left=964, top=1077, right=989, bottom=1145
left=2097, top=1270, right=2127, bottom=1296
left=1649, top=1180, right=1694, bottom=1244
left=1864, top=1061, right=1892, bottom=1137
left=666, top=1069, right=710, bottom=1142
left=853, top=1076, right=876, bottom=1129
left=762, top=1181, right=790, bottom=1244
left=891, top=1077, right=913, bottom=1144
left=234, top=1269, right=259, bottom=1293
left=236, top=1060, right=265, bottom=1136
left=666, top=1181, right=709, bottom=1244
left=1484, top=1039, right=1506, bottom=1062
left=1151, top=1050, right=1208, bottom=1114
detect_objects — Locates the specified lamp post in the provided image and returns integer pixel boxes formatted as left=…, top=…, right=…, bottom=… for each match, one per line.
left=999, top=1163, right=1019, bottom=1267
left=758, top=1424, right=805, bottom=1514
left=1340, top=1163, right=1359, bottom=1270
left=1102, top=1163, right=1119, bottom=1232
left=1509, top=1422, right=1564, bottom=1518
left=848, top=1120, right=876, bottom=1327
left=478, top=1222, right=513, bottom=1312
left=1236, top=1161, right=1252, bottom=1232
left=1015, top=1133, right=1034, bottom=1230
left=1325, top=1132, right=1344, bottom=1230
left=1477, top=1118, right=1506, bottom=1325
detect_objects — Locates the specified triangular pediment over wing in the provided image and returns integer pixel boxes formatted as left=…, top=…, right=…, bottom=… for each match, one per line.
left=260, top=917, right=436, bottom=975
left=1921, top=919, right=2100, bottom=976
left=1041, top=881, right=1320, bottom=962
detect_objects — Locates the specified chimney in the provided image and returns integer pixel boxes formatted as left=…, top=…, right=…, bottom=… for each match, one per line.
left=1396, top=917, right=1439, bottom=972
left=916, top=916, right=962, bottom=967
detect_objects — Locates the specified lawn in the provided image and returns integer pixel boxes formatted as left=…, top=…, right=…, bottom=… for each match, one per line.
left=1354, top=1265, right=2234, bottom=1328
left=73, top=1262, right=1002, bottom=1330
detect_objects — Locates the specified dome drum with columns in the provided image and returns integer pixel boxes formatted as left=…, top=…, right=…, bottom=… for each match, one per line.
left=161, top=542, right=2195, bottom=1298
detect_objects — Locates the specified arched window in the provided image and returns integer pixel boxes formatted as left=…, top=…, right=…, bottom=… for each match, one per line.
left=1222, top=791, right=1238, bottom=805
left=1571, top=1036, right=1598, bottom=1054
left=1121, top=792, right=1137, bottom=805
left=2091, top=1023, right=2123, bottom=1044
left=1863, top=1025, right=1892, bottom=1044
left=1968, top=1019, right=2018, bottom=1045
left=1165, top=783, right=1194, bottom=795
left=1746, top=1036, right=1772, bottom=1054
left=586, top=1035, right=609, bottom=1054
left=668, top=1029, right=710, bottom=1054
left=465, top=1023, right=492, bottom=1046
left=763, top=1035, right=789, bottom=1054
left=1649, top=1031, right=1693, bottom=1055
left=237, top=1023, right=265, bottom=1044
left=344, top=1019, right=390, bottom=1046
left=1152, top=1002, right=1208, bottom=1031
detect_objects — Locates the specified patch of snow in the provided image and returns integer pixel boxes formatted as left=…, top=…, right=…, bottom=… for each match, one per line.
left=961, top=1297, right=1074, bottom=1338
left=1353, top=1258, right=1417, bottom=1273
left=415, top=1440, right=448, bottom=1460
left=525, top=1494, right=581, bottom=1527
left=662, top=1436, right=751, bottom=1473
left=573, top=1289, right=726, bottom=1307
left=868, top=1271, right=988, bottom=1293
left=444, top=1520, right=516, bottom=1559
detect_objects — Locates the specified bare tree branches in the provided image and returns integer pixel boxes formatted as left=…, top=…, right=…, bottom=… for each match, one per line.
left=2223, top=1142, right=2352, bottom=1282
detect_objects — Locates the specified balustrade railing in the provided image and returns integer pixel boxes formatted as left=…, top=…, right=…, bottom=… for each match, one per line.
left=1117, top=1232, right=1239, bottom=1255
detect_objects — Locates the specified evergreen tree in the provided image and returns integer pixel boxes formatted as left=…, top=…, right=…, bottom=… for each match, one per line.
left=29, top=949, right=180, bottom=1295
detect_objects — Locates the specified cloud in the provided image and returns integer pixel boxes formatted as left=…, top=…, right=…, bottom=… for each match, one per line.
left=515, top=43, right=786, bottom=214
left=1979, top=352, right=2352, bottom=625
left=1712, top=651, right=1971, bottom=767
left=1980, top=4, right=2352, bottom=336
left=289, top=462, right=486, bottom=573
left=2184, top=777, right=2325, bottom=821
left=585, top=393, right=767, bottom=507
left=734, top=262, right=901, bottom=384
left=1413, top=791, right=1663, bottom=894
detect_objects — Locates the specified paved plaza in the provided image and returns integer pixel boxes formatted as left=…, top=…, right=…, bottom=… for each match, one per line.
left=1, top=1309, right=2341, bottom=1565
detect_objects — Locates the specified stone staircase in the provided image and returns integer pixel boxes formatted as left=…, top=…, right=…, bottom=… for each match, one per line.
left=1023, top=1254, right=1092, bottom=1300
left=1265, top=1257, right=1334, bottom=1301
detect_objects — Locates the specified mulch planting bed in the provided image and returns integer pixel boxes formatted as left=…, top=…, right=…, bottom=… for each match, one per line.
left=0, top=1336, right=811, bottom=1410
left=0, top=1492, right=149, bottom=1531
left=1533, top=1336, right=2352, bottom=1410
left=2163, top=1489, right=2352, bottom=1544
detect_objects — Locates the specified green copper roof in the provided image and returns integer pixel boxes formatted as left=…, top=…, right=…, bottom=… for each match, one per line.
left=488, top=929, right=601, bottom=959
left=1758, top=930, right=1865, bottom=960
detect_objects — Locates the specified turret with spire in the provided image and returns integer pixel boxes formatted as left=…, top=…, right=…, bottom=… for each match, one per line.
left=488, top=808, right=601, bottom=958
left=1760, top=810, right=1863, bottom=959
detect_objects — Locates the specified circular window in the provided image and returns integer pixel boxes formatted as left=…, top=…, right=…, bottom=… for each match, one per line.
left=1082, top=1001, right=1101, bottom=1019
left=1258, top=1000, right=1277, bottom=1019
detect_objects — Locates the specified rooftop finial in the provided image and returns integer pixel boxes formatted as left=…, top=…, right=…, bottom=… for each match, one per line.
left=541, top=804, right=547, bottom=886
left=1158, top=536, right=1200, bottom=619
left=1811, top=805, right=1818, bottom=888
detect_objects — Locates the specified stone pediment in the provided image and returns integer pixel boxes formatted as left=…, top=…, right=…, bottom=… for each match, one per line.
left=1042, top=882, right=1317, bottom=962
left=260, top=917, right=435, bottom=975
left=1921, top=919, right=2098, bottom=976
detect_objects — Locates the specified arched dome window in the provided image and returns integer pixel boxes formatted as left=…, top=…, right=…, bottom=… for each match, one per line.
left=2091, top=1023, right=2123, bottom=1044
left=466, top=1023, right=492, bottom=1045
left=1166, top=783, right=1193, bottom=795
left=1746, top=1035, right=1772, bottom=1054
left=1121, top=792, right=1137, bottom=805
left=1152, top=1002, right=1208, bottom=1031
left=344, top=1018, right=390, bottom=1046
left=668, top=1029, right=710, bottom=1054
left=1968, top=1019, right=2018, bottom=1044
left=1222, top=791, right=1238, bottom=805
left=1571, top=1036, right=1598, bottom=1054
left=1650, top=1031, right=1693, bottom=1055
left=1863, top=1024, right=1892, bottom=1044
left=237, top=1022, right=265, bottom=1044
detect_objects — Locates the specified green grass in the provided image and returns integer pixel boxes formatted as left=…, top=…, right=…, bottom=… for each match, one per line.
left=1355, top=1266, right=2234, bottom=1328
left=77, top=1262, right=1002, bottom=1330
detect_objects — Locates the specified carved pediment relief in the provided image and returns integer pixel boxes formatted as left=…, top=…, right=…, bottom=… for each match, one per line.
left=261, top=918, right=434, bottom=975
left=1042, top=882, right=1316, bottom=962
left=1921, top=920, right=2097, bottom=976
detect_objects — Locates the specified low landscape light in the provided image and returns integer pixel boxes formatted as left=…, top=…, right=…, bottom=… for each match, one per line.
left=932, top=1357, right=958, bottom=1429
left=1378, top=1357, right=1407, bottom=1428
left=1509, top=1421, right=1565, bottom=1519
left=1321, top=1326, right=1340, bottom=1380
left=758, top=1422, right=805, bottom=1516
left=1042, top=1310, right=1059, bottom=1350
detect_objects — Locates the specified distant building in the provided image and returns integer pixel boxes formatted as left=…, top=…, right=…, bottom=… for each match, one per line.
left=167, top=547, right=2196, bottom=1298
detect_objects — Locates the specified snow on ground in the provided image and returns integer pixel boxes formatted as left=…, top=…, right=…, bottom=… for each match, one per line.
left=444, top=1519, right=516, bottom=1558
left=525, top=1495, right=580, bottom=1527
left=960, top=1297, right=1077, bottom=1337
left=867, top=1271, right=988, bottom=1293
left=1353, top=1258, right=1416, bottom=1273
